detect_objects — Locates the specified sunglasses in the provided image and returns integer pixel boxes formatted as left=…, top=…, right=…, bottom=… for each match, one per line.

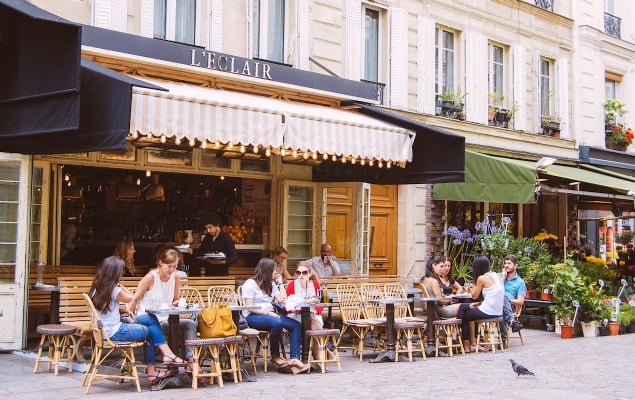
left=295, top=270, right=310, bottom=275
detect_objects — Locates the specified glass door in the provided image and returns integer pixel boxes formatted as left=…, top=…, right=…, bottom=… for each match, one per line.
left=281, top=181, right=315, bottom=267
left=0, top=154, right=32, bottom=349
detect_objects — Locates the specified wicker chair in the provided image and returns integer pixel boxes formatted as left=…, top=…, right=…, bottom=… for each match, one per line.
left=33, top=324, right=76, bottom=375
left=335, top=284, right=372, bottom=362
left=236, top=285, right=272, bottom=373
left=475, top=317, right=505, bottom=353
left=81, top=293, right=145, bottom=393
left=383, top=283, right=427, bottom=362
left=420, top=285, right=464, bottom=357
left=359, top=283, right=388, bottom=352
left=506, top=304, right=525, bottom=347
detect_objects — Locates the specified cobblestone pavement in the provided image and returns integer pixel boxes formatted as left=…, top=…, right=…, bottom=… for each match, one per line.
left=1, top=328, right=633, bottom=400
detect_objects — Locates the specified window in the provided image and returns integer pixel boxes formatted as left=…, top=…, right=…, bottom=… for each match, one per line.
left=154, top=0, right=196, bottom=45
left=251, top=0, right=286, bottom=63
left=488, top=43, right=504, bottom=97
left=539, top=58, right=552, bottom=117
left=435, top=27, right=455, bottom=96
left=362, top=5, right=380, bottom=82
left=605, top=78, right=617, bottom=100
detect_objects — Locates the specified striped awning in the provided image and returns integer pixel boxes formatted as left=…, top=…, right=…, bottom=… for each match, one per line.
left=129, top=78, right=414, bottom=163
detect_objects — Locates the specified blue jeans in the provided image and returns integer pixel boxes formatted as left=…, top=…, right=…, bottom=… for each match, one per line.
left=500, top=296, right=514, bottom=339
left=111, top=313, right=167, bottom=365
left=246, top=313, right=302, bottom=359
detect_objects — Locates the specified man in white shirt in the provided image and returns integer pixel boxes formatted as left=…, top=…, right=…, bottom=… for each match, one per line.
left=308, top=243, right=342, bottom=277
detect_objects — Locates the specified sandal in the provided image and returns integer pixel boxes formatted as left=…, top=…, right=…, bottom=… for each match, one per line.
left=470, top=345, right=488, bottom=352
left=287, top=358, right=306, bottom=369
left=163, top=354, right=187, bottom=366
left=147, top=369, right=175, bottom=383
left=290, top=364, right=310, bottom=375
left=271, top=357, right=289, bottom=368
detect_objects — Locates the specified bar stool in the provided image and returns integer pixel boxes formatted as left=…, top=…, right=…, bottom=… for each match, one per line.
left=221, top=335, right=243, bottom=383
left=33, top=324, right=77, bottom=375
left=433, top=318, right=464, bottom=357
left=475, top=317, right=505, bottom=353
left=184, top=337, right=225, bottom=390
left=393, top=320, right=427, bottom=362
left=306, top=329, right=342, bottom=373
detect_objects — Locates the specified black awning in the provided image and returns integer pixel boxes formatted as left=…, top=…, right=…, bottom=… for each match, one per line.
left=312, top=104, right=465, bottom=184
left=0, top=1, right=162, bottom=154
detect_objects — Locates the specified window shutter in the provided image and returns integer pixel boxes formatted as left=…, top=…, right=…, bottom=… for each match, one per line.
left=556, top=58, right=569, bottom=138
left=417, top=16, right=435, bottom=114
left=139, top=0, right=154, bottom=38
left=533, top=50, right=542, bottom=133
left=296, top=0, right=310, bottom=70
left=464, top=31, right=487, bottom=124
left=389, top=8, right=407, bottom=109
left=93, top=0, right=126, bottom=31
left=210, top=0, right=223, bottom=51
left=512, top=44, right=525, bottom=131
left=346, top=0, right=362, bottom=80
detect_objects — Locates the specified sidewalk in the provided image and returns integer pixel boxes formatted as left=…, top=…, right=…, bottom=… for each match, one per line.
left=1, top=328, right=632, bottom=400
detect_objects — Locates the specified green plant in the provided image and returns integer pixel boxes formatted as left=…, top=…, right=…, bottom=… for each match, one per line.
left=616, top=230, right=634, bottom=245
left=603, top=99, right=628, bottom=125
left=618, top=304, right=635, bottom=325
left=453, top=258, right=473, bottom=285
left=488, top=92, right=505, bottom=109
left=440, top=87, right=468, bottom=107
left=507, top=100, right=520, bottom=121
left=549, top=263, right=588, bottom=325
left=507, top=236, right=551, bottom=286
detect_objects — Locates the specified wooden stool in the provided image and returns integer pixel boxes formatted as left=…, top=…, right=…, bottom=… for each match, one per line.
left=185, top=337, right=225, bottom=389
left=221, top=335, right=243, bottom=383
left=33, top=324, right=76, bottom=376
left=475, top=317, right=505, bottom=353
left=306, top=329, right=341, bottom=373
left=433, top=318, right=464, bottom=357
left=393, top=320, right=427, bottom=362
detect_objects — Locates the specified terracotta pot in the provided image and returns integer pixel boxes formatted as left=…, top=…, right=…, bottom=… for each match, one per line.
left=540, top=292, right=552, bottom=301
left=560, top=325, right=574, bottom=339
left=608, top=321, right=620, bottom=336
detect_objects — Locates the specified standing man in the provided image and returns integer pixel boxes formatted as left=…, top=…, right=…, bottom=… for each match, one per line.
left=308, top=243, right=342, bottom=277
left=500, top=255, right=524, bottom=344
left=194, top=213, right=238, bottom=276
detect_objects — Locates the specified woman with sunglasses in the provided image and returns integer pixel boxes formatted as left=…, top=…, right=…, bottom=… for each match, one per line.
left=127, top=246, right=201, bottom=378
left=286, top=262, right=337, bottom=362
left=241, top=258, right=310, bottom=373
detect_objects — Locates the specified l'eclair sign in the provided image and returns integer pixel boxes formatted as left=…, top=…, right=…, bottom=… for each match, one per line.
left=189, top=49, right=272, bottom=80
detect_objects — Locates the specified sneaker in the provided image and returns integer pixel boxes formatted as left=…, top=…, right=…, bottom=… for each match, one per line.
left=511, top=321, right=523, bottom=332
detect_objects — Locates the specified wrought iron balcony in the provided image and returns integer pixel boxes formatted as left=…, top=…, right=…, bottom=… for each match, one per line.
left=534, top=0, right=553, bottom=12
left=604, top=12, right=621, bottom=38
left=361, top=79, right=386, bottom=105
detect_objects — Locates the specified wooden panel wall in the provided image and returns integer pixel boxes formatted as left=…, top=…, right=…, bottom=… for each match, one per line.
left=370, top=185, right=397, bottom=275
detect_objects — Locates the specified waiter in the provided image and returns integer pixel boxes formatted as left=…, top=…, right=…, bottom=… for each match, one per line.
left=194, top=213, right=238, bottom=276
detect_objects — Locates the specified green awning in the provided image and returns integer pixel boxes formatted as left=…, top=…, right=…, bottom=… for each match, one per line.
left=432, top=151, right=537, bottom=203
left=509, top=159, right=635, bottom=195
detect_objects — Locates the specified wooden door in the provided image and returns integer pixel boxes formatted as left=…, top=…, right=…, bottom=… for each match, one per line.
left=320, top=185, right=355, bottom=275
left=369, top=184, right=398, bottom=276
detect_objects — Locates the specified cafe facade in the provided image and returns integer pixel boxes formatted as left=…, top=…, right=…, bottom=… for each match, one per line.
left=0, top=0, right=465, bottom=350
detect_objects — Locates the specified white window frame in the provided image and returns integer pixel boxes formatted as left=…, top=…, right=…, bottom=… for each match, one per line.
left=361, top=3, right=383, bottom=83
left=435, top=26, right=456, bottom=96
left=153, top=0, right=197, bottom=45
left=488, top=42, right=506, bottom=102
left=539, top=57, right=553, bottom=118
left=250, top=0, right=289, bottom=64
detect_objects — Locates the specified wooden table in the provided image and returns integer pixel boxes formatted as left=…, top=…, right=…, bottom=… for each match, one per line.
left=32, top=284, right=60, bottom=324
left=146, top=306, right=203, bottom=359
left=368, top=298, right=411, bottom=363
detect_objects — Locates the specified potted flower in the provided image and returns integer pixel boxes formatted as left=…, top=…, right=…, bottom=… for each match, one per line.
left=541, top=113, right=562, bottom=136
left=603, top=98, right=628, bottom=126
left=605, top=123, right=634, bottom=151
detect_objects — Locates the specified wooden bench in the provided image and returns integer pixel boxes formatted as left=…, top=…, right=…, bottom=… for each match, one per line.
left=57, top=276, right=95, bottom=361
left=228, top=266, right=255, bottom=281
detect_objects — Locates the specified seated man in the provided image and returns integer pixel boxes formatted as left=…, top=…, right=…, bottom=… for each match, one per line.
left=307, top=243, right=342, bottom=277
left=500, top=255, right=525, bottom=344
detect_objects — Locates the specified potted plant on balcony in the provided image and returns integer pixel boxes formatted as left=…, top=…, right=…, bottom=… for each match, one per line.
left=541, top=114, right=562, bottom=136
left=605, top=123, right=633, bottom=151
left=603, top=98, right=628, bottom=126
left=440, top=87, right=468, bottom=112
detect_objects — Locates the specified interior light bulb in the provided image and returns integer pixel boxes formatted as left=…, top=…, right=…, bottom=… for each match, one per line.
left=160, top=135, right=167, bottom=143
left=387, top=161, right=392, bottom=169
left=214, top=141, right=221, bottom=148
left=369, top=159, right=374, bottom=167
left=281, top=148, right=287, bottom=156
left=292, top=149, right=298, bottom=158
left=332, top=154, right=337, bottom=162
left=240, top=145, right=246, bottom=153
left=200, top=141, right=207, bottom=149
left=378, top=160, right=383, bottom=168
left=145, top=170, right=151, bottom=177
left=265, top=148, right=271, bottom=157
left=351, top=158, right=356, bottom=165
left=253, top=145, right=259, bottom=153
left=323, top=153, right=328, bottom=160
left=341, top=156, right=346, bottom=163
left=312, top=152, right=318, bottom=160
left=175, top=137, right=181, bottom=145
left=303, top=152, right=309, bottom=160
left=360, top=159, right=366, bottom=166
left=136, top=178, right=141, bottom=186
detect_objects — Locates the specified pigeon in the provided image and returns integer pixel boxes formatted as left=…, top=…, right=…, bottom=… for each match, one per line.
left=509, top=359, right=535, bottom=377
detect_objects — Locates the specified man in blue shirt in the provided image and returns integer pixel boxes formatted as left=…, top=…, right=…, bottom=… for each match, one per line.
left=500, top=255, right=524, bottom=345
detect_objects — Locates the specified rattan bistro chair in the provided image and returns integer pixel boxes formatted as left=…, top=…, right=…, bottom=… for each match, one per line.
left=81, top=293, right=145, bottom=394
left=236, top=285, right=272, bottom=373
left=420, top=285, right=464, bottom=357
left=384, top=283, right=427, bottom=362
left=506, top=304, right=525, bottom=347
left=335, top=284, right=372, bottom=362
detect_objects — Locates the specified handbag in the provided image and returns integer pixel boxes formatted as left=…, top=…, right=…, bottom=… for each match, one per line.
left=197, top=305, right=237, bottom=337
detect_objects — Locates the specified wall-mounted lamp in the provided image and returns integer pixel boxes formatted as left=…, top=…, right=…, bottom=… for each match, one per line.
left=535, top=157, right=556, bottom=170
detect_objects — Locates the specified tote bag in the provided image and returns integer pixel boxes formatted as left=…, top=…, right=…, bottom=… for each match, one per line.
left=197, top=305, right=237, bottom=337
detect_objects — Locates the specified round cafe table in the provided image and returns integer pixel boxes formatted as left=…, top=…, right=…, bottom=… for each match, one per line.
left=368, top=298, right=412, bottom=363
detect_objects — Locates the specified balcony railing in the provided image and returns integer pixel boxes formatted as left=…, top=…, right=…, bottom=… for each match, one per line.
left=604, top=12, right=621, bottom=38
left=360, top=79, right=386, bottom=105
left=534, top=0, right=553, bottom=12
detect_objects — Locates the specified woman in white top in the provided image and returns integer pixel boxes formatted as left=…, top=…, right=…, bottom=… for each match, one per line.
left=128, top=246, right=197, bottom=372
left=89, top=256, right=181, bottom=383
left=456, top=256, right=504, bottom=353
left=242, top=258, right=309, bottom=373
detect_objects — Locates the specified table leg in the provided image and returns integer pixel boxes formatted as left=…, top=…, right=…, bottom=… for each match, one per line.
left=370, top=303, right=396, bottom=363
left=50, top=291, right=60, bottom=325
left=407, top=293, right=415, bottom=316
left=300, top=306, right=311, bottom=363
left=167, top=314, right=185, bottom=360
